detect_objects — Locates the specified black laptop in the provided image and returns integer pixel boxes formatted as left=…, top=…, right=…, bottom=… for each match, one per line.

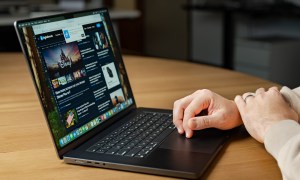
left=15, top=8, right=232, bottom=179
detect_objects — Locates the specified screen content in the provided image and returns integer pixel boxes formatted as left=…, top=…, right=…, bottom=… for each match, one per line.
left=17, top=9, right=133, bottom=149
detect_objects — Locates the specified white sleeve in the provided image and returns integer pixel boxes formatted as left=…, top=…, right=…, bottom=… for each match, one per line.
left=264, top=120, right=300, bottom=180
left=280, top=86, right=300, bottom=117
left=263, top=86, right=300, bottom=180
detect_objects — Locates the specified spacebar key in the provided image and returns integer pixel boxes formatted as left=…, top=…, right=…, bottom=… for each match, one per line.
left=152, top=126, right=174, bottom=144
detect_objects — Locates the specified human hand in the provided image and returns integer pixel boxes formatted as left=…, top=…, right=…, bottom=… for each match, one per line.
left=173, top=89, right=242, bottom=138
left=235, top=87, right=299, bottom=143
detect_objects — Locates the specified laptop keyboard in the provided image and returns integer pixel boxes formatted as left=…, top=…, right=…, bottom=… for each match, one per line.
left=86, top=112, right=175, bottom=158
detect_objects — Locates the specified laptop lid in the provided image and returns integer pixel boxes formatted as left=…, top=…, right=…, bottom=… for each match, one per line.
left=15, top=8, right=137, bottom=159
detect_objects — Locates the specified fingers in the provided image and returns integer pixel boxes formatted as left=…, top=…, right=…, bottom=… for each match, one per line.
left=188, top=114, right=217, bottom=130
left=269, top=86, right=279, bottom=92
left=234, top=87, right=276, bottom=119
left=255, top=87, right=265, bottom=95
left=183, top=95, right=209, bottom=138
left=173, top=95, right=193, bottom=134
left=173, top=89, right=213, bottom=138
left=242, top=88, right=266, bottom=103
left=242, top=92, right=255, bottom=103
left=268, top=86, right=280, bottom=96
left=254, top=87, right=280, bottom=100
left=254, top=87, right=280, bottom=97
left=234, top=95, right=246, bottom=114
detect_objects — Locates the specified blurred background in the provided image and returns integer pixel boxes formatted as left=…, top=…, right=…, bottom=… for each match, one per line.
left=0, top=0, right=299, bottom=88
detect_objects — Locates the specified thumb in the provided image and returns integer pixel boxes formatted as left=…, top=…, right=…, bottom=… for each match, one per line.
left=188, top=114, right=218, bottom=130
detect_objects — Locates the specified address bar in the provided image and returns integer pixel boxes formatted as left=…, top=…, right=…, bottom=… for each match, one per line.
left=33, top=14, right=101, bottom=35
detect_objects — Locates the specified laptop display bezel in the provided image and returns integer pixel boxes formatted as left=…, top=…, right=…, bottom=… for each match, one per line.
left=14, top=8, right=137, bottom=159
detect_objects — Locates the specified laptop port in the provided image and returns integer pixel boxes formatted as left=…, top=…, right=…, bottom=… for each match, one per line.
left=75, top=160, right=85, bottom=164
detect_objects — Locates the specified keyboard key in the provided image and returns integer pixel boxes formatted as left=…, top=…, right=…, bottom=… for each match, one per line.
left=134, top=154, right=145, bottom=158
left=101, top=146, right=111, bottom=150
left=122, top=145, right=132, bottom=150
left=144, top=145, right=154, bottom=151
left=137, top=142, right=147, bottom=147
left=86, top=146, right=99, bottom=152
left=116, top=149, right=128, bottom=156
left=106, top=148, right=119, bottom=155
left=96, top=149, right=107, bottom=153
left=86, top=112, right=173, bottom=159
left=113, top=145, right=122, bottom=149
left=139, top=149, right=150, bottom=155
left=152, top=127, right=174, bottom=144
left=149, top=142, right=158, bottom=148
left=125, top=148, right=142, bottom=157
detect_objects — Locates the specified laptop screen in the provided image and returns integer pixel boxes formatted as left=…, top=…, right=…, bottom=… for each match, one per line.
left=15, top=8, right=134, bottom=151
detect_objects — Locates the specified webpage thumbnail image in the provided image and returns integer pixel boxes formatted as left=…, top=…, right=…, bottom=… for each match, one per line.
left=102, top=62, right=120, bottom=89
left=42, top=42, right=86, bottom=89
left=93, top=30, right=109, bottom=51
left=110, top=88, right=125, bottom=106
left=64, top=109, right=78, bottom=128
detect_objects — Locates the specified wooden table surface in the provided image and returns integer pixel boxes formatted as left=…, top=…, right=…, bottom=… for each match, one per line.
left=0, top=53, right=281, bottom=179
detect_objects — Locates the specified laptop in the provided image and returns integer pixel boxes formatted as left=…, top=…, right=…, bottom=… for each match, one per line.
left=14, top=8, right=232, bottom=179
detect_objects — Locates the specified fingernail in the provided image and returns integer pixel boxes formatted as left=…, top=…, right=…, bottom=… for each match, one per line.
left=186, top=132, right=190, bottom=138
left=178, top=128, right=183, bottom=134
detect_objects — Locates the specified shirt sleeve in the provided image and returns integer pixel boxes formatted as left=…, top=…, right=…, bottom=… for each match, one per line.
left=265, top=120, right=300, bottom=180
left=280, top=86, right=300, bottom=117
left=264, top=86, right=300, bottom=180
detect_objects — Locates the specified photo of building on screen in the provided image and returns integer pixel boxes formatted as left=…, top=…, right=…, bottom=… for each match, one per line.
left=42, top=42, right=86, bottom=89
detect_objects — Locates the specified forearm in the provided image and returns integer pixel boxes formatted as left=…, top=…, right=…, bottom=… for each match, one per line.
left=263, top=86, right=300, bottom=179
left=265, top=120, right=300, bottom=180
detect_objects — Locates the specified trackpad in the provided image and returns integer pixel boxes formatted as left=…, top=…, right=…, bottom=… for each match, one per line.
left=159, top=129, right=229, bottom=154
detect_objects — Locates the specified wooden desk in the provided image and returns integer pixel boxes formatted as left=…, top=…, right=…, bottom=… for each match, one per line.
left=0, top=53, right=281, bottom=179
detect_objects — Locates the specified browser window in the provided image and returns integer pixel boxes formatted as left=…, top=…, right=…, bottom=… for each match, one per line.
left=17, top=10, right=133, bottom=150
